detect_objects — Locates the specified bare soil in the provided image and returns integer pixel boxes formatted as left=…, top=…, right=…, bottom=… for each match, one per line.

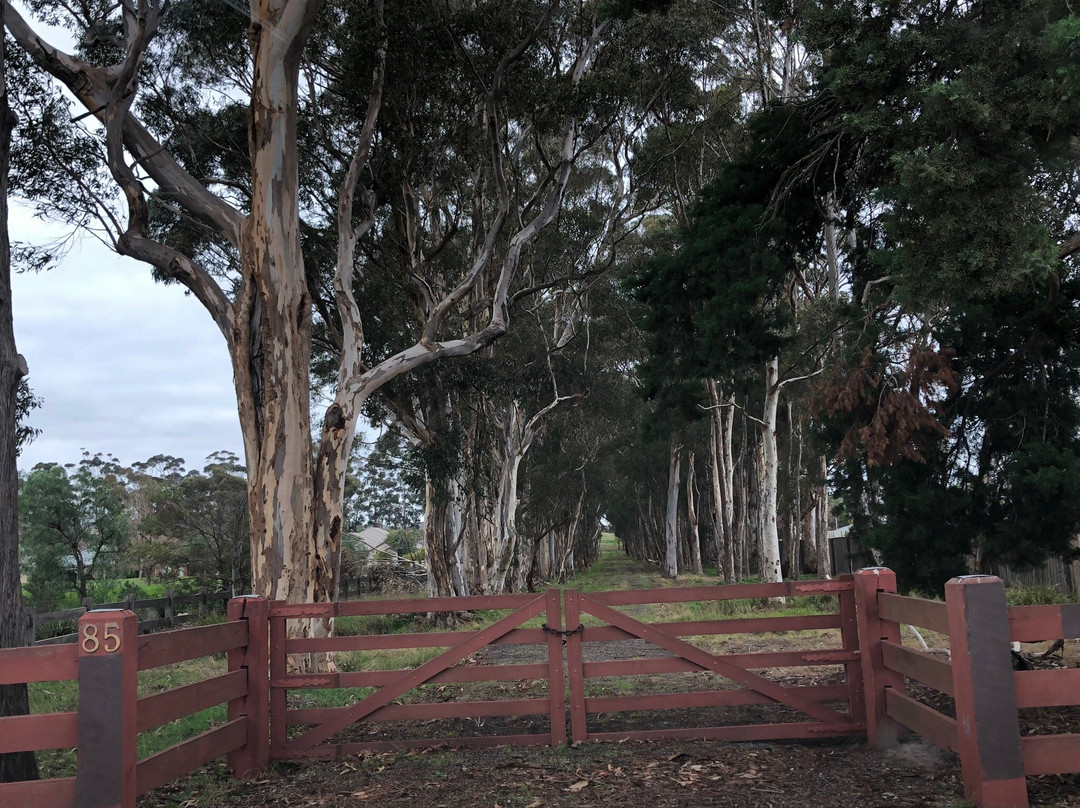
left=142, top=736, right=967, bottom=808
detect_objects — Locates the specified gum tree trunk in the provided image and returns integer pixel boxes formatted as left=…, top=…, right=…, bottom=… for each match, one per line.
left=759, top=357, right=783, bottom=585
left=664, top=440, right=682, bottom=579
left=687, top=451, right=702, bottom=575
left=0, top=6, right=37, bottom=778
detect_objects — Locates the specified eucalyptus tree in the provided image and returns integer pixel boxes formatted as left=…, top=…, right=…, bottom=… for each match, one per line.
left=6, top=0, right=645, bottom=609
left=0, top=0, right=37, bottom=779
left=19, top=456, right=132, bottom=605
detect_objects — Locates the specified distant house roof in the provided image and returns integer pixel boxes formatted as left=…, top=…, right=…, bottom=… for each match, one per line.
left=353, top=527, right=391, bottom=553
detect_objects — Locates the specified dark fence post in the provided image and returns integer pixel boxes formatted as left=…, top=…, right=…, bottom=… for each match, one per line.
left=76, top=609, right=137, bottom=808
left=199, top=587, right=208, bottom=617
left=853, top=567, right=904, bottom=748
left=945, top=575, right=1029, bottom=808
left=227, top=596, right=270, bottom=777
left=164, top=590, right=175, bottom=629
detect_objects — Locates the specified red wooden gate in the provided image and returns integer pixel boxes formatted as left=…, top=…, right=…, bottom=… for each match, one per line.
left=269, top=589, right=565, bottom=757
left=563, top=578, right=867, bottom=743
left=269, top=577, right=865, bottom=758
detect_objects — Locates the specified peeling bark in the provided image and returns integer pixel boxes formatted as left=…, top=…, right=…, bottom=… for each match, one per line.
left=759, top=358, right=782, bottom=586
left=664, top=440, right=682, bottom=579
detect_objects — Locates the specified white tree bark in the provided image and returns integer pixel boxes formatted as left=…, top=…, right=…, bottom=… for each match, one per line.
left=664, top=440, right=682, bottom=579
left=817, top=454, right=832, bottom=578
left=6, top=0, right=612, bottom=614
left=759, top=358, right=783, bottom=585
left=707, top=380, right=736, bottom=583
left=687, top=451, right=702, bottom=575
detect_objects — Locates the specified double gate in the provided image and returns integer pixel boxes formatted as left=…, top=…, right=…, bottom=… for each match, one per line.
left=270, top=577, right=865, bottom=759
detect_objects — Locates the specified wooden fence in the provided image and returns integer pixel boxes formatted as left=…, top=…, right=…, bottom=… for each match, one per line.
left=1, top=574, right=1077, bottom=808
left=563, top=579, right=865, bottom=744
left=856, top=568, right=1080, bottom=808
left=29, top=589, right=236, bottom=645
left=269, top=590, right=564, bottom=756
left=0, top=596, right=268, bottom=808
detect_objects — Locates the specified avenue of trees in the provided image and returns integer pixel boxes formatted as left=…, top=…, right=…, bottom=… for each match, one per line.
left=1, top=0, right=1078, bottom=658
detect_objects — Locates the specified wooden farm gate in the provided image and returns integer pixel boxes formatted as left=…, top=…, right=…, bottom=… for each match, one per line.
left=563, top=578, right=865, bottom=743
left=272, top=576, right=866, bottom=758
left=269, top=590, right=566, bottom=757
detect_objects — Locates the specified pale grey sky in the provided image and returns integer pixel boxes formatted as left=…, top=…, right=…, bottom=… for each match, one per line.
left=11, top=203, right=244, bottom=472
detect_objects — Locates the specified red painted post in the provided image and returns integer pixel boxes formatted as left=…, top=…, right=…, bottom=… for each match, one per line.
left=545, top=588, right=566, bottom=745
left=853, top=567, right=903, bottom=748
left=227, top=596, right=270, bottom=777
left=835, top=574, right=866, bottom=723
left=946, top=575, right=1029, bottom=808
left=563, top=589, right=587, bottom=744
left=268, top=610, right=287, bottom=757
left=76, top=609, right=137, bottom=808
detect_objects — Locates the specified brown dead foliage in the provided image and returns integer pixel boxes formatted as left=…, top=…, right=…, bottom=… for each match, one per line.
left=819, top=347, right=958, bottom=466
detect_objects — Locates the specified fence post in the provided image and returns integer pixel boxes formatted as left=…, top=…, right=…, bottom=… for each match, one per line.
left=945, top=575, right=1028, bottom=808
left=164, top=590, right=175, bottom=629
left=227, top=596, right=270, bottom=777
left=544, top=588, right=566, bottom=745
left=563, top=589, right=587, bottom=745
left=76, top=609, right=137, bottom=808
left=198, top=587, right=208, bottom=617
left=835, top=574, right=866, bottom=723
left=853, top=567, right=904, bottom=748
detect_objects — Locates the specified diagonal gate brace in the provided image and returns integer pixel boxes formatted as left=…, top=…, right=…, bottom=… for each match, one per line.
left=286, top=594, right=548, bottom=752
left=579, top=594, right=849, bottom=726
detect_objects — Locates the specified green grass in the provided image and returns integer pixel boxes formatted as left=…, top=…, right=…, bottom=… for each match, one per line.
left=28, top=653, right=232, bottom=779
left=1004, top=583, right=1073, bottom=606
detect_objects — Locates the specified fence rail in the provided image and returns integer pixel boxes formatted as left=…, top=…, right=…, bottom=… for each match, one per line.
left=0, top=597, right=268, bottom=808
left=859, top=570, right=1080, bottom=808
left=29, top=589, right=236, bottom=645
left=1, top=574, right=1077, bottom=808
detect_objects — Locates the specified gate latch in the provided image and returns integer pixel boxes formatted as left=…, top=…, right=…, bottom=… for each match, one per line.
left=541, top=623, right=584, bottom=645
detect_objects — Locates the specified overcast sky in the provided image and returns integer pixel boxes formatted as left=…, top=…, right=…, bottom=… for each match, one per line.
left=11, top=203, right=244, bottom=472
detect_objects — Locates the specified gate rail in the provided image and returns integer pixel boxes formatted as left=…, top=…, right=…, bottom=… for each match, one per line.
left=565, top=578, right=865, bottom=743
left=3, top=572, right=1075, bottom=808
left=268, top=590, right=565, bottom=756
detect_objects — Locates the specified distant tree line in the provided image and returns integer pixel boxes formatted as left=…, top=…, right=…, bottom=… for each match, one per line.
left=18, top=452, right=250, bottom=611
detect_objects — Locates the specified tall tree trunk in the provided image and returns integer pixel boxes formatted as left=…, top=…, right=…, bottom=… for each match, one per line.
left=817, top=454, right=832, bottom=577
left=687, top=451, right=703, bottom=575
left=0, top=6, right=37, bottom=777
left=235, top=11, right=321, bottom=609
left=664, top=440, right=682, bottom=579
left=708, top=399, right=729, bottom=582
left=424, top=479, right=457, bottom=599
left=788, top=400, right=802, bottom=580
left=759, top=358, right=783, bottom=585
